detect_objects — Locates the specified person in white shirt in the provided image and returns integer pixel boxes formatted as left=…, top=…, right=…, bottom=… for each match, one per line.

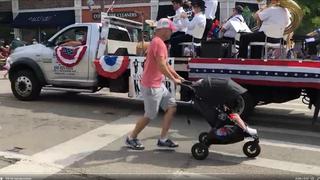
left=171, top=0, right=187, bottom=37
left=203, top=0, right=218, bottom=40
left=238, top=0, right=289, bottom=58
left=220, top=5, right=246, bottom=42
left=170, top=0, right=206, bottom=57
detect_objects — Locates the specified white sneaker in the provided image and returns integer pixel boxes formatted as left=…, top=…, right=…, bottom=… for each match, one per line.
left=246, top=126, right=257, bottom=136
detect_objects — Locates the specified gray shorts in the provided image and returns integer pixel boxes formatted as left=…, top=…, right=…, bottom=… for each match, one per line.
left=142, top=83, right=177, bottom=120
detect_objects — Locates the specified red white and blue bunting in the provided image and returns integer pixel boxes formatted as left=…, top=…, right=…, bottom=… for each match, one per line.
left=189, top=58, right=320, bottom=89
left=55, top=45, right=87, bottom=67
left=94, top=56, right=129, bottom=79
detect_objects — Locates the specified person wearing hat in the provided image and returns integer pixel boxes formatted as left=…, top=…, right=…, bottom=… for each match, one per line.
left=169, top=0, right=206, bottom=57
left=126, top=18, right=184, bottom=150
left=238, top=0, right=289, bottom=58
left=220, top=5, right=248, bottom=42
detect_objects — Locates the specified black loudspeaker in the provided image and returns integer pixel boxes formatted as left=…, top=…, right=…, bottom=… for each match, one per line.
left=201, top=39, right=232, bottom=58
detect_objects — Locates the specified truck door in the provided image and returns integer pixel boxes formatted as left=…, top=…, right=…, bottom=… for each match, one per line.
left=42, top=26, right=91, bottom=86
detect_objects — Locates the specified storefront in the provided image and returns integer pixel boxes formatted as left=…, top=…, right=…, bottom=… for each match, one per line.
left=12, top=10, right=75, bottom=43
left=82, top=6, right=150, bottom=24
left=0, top=11, right=13, bottom=44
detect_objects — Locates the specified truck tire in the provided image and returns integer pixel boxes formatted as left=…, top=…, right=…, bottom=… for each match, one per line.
left=11, top=70, right=42, bottom=101
left=237, top=92, right=255, bottom=120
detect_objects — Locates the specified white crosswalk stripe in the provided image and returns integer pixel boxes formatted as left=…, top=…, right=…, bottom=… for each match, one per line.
left=0, top=115, right=138, bottom=177
left=210, top=151, right=320, bottom=175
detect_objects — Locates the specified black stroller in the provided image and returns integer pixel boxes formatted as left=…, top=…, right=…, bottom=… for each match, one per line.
left=181, top=78, right=261, bottom=160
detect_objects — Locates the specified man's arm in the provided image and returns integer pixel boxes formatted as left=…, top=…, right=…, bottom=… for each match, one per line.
left=167, top=62, right=184, bottom=80
left=155, top=56, right=181, bottom=84
left=61, top=40, right=83, bottom=47
left=220, top=20, right=230, bottom=33
left=255, top=6, right=270, bottom=27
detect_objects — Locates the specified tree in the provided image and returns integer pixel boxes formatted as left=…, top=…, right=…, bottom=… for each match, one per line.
left=294, top=0, right=320, bottom=34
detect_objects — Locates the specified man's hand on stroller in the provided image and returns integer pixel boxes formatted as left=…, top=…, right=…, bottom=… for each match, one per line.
left=173, top=78, right=182, bottom=85
left=179, top=76, right=185, bottom=81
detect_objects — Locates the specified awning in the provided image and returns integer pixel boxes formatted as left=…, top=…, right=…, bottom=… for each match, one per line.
left=0, top=12, right=13, bottom=24
left=12, top=10, right=75, bottom=28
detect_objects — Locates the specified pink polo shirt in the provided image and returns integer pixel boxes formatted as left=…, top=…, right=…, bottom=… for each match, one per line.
left=141, top=36, right=168, bottom=88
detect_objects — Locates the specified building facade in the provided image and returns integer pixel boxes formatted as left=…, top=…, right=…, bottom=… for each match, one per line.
left=0, top=0, right=262, bottom=44
left=0, top=0, right=13, bottom=44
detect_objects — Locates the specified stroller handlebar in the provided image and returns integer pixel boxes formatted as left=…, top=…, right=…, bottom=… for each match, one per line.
left=181, top=79, right=193, bottom=85
left=180, top=80, right=195, bottom=92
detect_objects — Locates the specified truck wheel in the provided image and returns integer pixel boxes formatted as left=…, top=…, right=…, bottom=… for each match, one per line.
left=236, top=92, right=255, bottom=119
left=11, top=70, right=42, bottom=101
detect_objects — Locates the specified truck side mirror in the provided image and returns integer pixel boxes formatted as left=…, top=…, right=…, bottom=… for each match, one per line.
left=46, top=41, right=55, bottom=47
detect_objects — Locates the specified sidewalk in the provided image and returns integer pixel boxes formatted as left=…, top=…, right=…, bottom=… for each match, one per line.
left=0, top=70, right=8, bottom=79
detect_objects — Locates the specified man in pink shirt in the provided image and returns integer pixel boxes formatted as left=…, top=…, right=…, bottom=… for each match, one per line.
left=126, top=18, right=184, bottom=150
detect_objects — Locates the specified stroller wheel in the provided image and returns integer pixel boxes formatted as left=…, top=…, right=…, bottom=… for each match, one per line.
left=243, top=141, right=261, bottom=158
left=191, top=143, right=209, bottom=160
left=198, top=132, right=209, bottom=144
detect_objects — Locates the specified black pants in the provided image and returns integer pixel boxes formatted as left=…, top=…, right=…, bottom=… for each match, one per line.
left=202, top=18, right=213, bottom=41
left=165, top=31, right=185, bottom=50
left=222, top=37, right=235, bottom=44
left=170, top=34, right=193, bottom=57
left=239, top=31, right=266, bottom=59
left=171, top=31, right=185, bottom=39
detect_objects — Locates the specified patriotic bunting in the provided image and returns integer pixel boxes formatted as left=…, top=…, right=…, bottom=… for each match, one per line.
left=189, top=58, right=320, bottom=89
left=94, top=56, right=129, bottom=79
left=55, top=45, right=87, bottom=67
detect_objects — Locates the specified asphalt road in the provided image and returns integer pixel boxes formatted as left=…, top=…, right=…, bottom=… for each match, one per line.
left=0, top=72, right=320, bottom=180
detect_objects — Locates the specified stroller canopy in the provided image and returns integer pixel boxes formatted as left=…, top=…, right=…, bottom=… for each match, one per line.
left=193, top=78, right=247, bottom=106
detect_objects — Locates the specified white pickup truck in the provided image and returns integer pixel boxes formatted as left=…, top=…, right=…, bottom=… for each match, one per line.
left=7, top=16, right=145, bottom=100
left=7, top=16, right=320, bottom=123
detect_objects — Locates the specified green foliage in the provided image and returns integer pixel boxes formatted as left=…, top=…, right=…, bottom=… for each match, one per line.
left=295, top=0, right=320, bottom=35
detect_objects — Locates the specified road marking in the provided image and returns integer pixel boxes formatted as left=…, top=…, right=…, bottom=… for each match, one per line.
left=0, top=115, right=138, bottom=176
left=254, top=126, right=320, bottom=139
left=172, top=172, right=234, bottom=179
left=256, top=106, right=310, bottom=112
left=261, top=102, right=309, bottom=107
left=0, top=151, right=32, bottom=161
left=211, top=151, right=320, bottom=175
left=248, top=126, right=320, bottom=152
left=259, top=139, right=320, bottom=153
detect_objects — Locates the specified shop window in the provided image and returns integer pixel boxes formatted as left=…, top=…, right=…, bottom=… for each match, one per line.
left=108, top=28, right=131, bottom=42
left=21, top=29, right=37, bottom=45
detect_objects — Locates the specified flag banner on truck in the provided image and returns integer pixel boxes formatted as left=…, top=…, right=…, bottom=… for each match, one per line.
left=189, top=58, right=320, bottom=89
left=55, top=45, right=87, bottom=67
left=94, top=55, right=129, bottom=79
left=129, top=57, right=175, bottom=99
